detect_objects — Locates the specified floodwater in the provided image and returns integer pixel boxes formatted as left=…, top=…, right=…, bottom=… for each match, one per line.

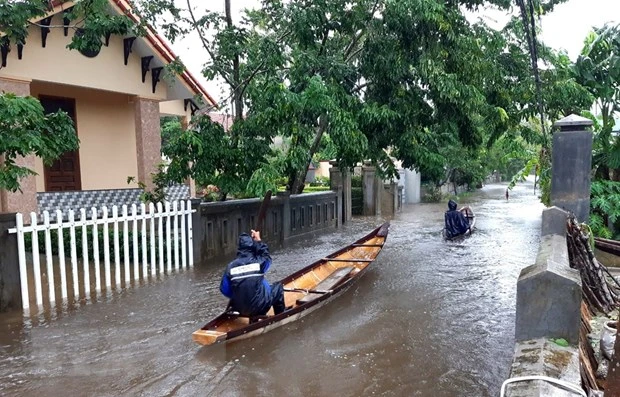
left=0, top=178, right=544, bottom=397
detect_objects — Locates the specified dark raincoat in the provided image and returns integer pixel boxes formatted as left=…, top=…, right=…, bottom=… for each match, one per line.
left=444, top=200, right=470, bottom=238
left=219, top=234, right=284, bottom=316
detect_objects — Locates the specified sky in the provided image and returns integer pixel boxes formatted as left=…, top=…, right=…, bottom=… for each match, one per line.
left=169, top=0, right=620, bottom=105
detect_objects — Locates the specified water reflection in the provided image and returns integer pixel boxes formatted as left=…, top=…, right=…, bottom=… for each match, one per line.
left=0, top=179, right=543, bottom=396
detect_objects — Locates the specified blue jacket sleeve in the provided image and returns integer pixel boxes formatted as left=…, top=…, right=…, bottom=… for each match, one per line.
left=255, top=241, right=272, bottom=273
left=220, top=268, right=232, bottom=298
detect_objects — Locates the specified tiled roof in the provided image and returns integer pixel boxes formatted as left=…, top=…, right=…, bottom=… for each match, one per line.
left=207, top=113, right=234, bottom=132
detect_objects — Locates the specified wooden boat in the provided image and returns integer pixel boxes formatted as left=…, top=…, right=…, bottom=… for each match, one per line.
left=443, top=206, right=476, bottom=240
left=594, top=237, right=620, bottom=256
left=192, top=222, right=390, bottom=346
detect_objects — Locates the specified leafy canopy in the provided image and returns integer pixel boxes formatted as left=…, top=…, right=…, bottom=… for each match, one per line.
left=0, top=93, right=79, bottom=192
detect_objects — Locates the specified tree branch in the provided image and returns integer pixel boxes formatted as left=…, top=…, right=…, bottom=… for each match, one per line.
left=186, top=0, right=234, bottom=88
left=343, top=0, right=380, bottom=60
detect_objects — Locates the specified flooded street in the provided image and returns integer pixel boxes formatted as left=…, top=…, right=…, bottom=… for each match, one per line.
left=0, top=179, right=544, bottom=396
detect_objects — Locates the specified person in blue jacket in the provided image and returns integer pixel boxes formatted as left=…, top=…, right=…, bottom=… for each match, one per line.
left=444, top=199, right=470, bottom=238
left=220, top=229, right=286, bottom=317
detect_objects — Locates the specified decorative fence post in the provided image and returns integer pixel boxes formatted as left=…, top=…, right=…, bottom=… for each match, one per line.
left=551, top=114, right=594, bottom=222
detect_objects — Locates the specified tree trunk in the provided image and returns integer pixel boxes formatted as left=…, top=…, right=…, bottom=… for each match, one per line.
left=224, top=0, right=243, bottom=121
left=289, top=115, right=328, bottom=194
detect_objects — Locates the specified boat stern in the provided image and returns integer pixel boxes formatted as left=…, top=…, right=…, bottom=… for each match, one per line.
left=192, top=329, right=227, bottom=346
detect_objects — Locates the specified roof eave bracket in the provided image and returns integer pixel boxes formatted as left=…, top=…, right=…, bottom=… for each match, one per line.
left=123, top=37, right=137, bottom=65
left=184, top=98, right=199, bottom=116
left=1, top=41, right=9, bottom=67
left=63, top=8, right=74, bottom=37
left=151, top=67, right=164, bottom=94
left=40, top=17, right=52, bottom=48
left=141, top=56, right=154, bottom=83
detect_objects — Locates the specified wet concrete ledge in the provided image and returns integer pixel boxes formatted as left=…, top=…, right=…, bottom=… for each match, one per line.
left=504, top=338, right=580, bottom=396
left=506, top=207, right=583, bottom=396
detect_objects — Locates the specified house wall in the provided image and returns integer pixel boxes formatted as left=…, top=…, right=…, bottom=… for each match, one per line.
left=159, top=100, right=192, bottom=118
left=0, top=14, right=168, bottom=100
left=30, top=82, right=139, bottom=191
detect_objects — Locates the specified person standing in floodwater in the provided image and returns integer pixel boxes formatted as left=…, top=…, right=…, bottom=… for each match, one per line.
left=505, top=189, right=509, bottom=201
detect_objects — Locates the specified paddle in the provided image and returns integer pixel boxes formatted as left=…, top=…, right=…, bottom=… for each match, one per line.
left=254, top=189, right=272, bottom=233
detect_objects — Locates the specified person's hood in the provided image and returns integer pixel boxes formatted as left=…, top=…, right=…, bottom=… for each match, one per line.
left=448, top=200, right=457, bottom=211
left=237, top=233, right=255, bottom=257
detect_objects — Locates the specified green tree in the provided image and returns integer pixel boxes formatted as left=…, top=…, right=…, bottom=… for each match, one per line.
left=574, top=24, right=620, bottom=180
left=0, top=0, right=135, bottom=195
left=0, top=94, right=78, bottom=192
left=139, top=0, right=581, bottom=200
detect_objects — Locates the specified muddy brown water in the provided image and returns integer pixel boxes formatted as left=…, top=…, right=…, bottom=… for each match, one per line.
left=0, top=179, right=544, bottom=397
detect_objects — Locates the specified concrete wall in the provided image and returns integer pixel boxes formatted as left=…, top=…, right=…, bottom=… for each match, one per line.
left=194, top=191, right=339, bottom=261
left=505, top=206, right=582, bottom=396
left=317, top=161, right=332, bottom=178
left=30, top=82, right=139, bottom=191
left=159, top=100, right=192, bottom=118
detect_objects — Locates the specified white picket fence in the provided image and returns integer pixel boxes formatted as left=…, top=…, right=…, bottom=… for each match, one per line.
left=8, top=200, right=195, bottom=312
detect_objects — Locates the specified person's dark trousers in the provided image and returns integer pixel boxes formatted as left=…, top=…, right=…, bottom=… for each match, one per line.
left=270, top=282, right=286, bottom=314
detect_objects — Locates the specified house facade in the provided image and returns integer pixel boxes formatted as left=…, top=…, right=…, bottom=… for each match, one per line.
left=0, top=0, right=216, bottom=216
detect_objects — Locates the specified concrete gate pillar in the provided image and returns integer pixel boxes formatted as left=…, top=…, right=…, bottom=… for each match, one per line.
left=134, top=97, right=162, bottom=191
left=0, top=77, right=37, bottom=215
left=329, top=164, right=343, bottom=226
left=362, top=163, right=381, bottom=216
left=551, top=114, right=593, bottom=222
left=277, top=191, right=291, bottom=244
left=342, top=168, right=352, bottom=223
left=329, top=162, right=352, bottom=224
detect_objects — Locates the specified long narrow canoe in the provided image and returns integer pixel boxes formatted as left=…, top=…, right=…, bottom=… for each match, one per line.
left=192, top=222, right=390, bottom=346
left=443, top=206, right=476, bottom=240
left=595, top=237, right=620, bottom=256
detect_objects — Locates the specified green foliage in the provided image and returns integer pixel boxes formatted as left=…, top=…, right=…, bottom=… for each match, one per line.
left=422, top=184, right=444, bottom=203
left=132, top=0, right=581, bottom=199
left=0, top=0, right=135, bottom=50
left=303, top=185, right=331, bottom=193
left=158, top=114, right=273, bottom=199
left=65, top=0, right=135, bottom=55
left=309, top=176, right=329, bottom=187
left=574, top=23, right=620, bottom=175
left=127, top=163, right=168, bottom=204
left=552, top=338, right=569, bottom=347
left=0, top=93, right=79, bottom=192
left=590, top=180, right=620, bottom=239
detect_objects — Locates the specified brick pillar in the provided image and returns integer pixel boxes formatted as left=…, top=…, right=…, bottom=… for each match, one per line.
left=134, top=97, right=161, bottom=191
left=0, top=77, right=37, bottom=215
left=0, top=213, right=20, bottom=311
